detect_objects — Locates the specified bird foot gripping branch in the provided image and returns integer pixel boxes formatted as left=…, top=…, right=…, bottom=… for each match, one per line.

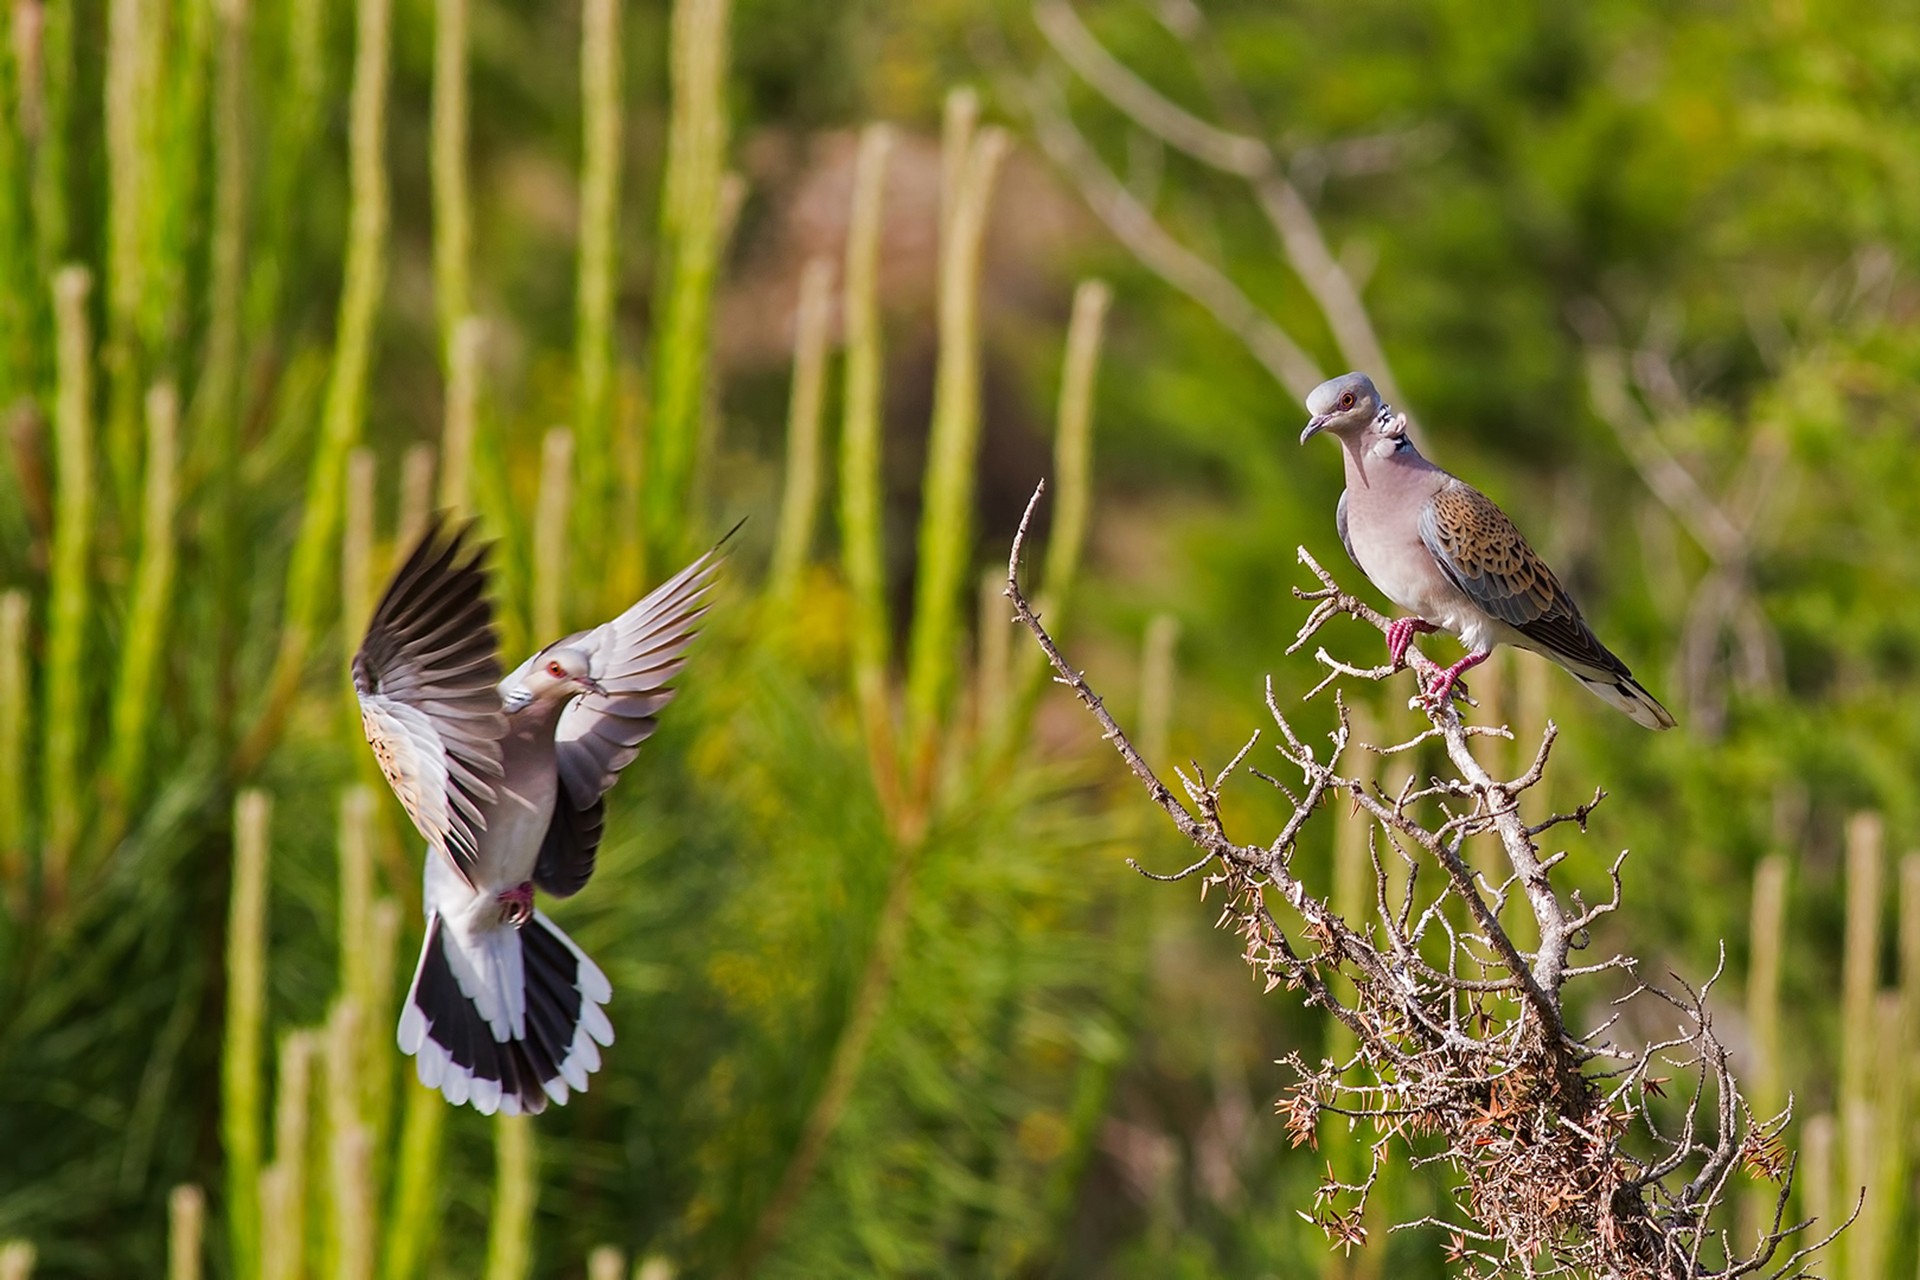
left=1382, top=615, right=1437, bottom=670
left=1420, top=648, right=1487, bottom=708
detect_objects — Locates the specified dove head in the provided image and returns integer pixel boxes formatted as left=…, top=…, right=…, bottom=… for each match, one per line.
left=504, top=646, right=605, bottom=713
left=1300, top=372, right=1388, bottom=444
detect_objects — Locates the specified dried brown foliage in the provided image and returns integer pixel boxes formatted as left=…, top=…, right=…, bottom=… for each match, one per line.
left=1006, top=483, right=1851, bottom=1278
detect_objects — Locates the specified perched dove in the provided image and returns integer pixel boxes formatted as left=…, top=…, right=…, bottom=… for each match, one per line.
left=1300, top=372, right=1674, bottom=730
left=354, top=517, right=726, bottom=1115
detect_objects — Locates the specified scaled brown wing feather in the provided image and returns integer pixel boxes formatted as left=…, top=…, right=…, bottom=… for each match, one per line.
left=533, top=543, right=725, bottom=897
left=353, top=518, right=507, bottom=886
left=1417, top=482, right=1629, bottom=676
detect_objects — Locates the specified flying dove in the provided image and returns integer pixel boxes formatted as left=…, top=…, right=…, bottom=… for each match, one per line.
left=354, top=517, right=726, bottom=1115
left=1300, top=372, right=1674, bottom=730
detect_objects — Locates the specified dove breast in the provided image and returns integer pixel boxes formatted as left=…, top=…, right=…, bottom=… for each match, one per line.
left=1342, top=474, right=1514, bottom=654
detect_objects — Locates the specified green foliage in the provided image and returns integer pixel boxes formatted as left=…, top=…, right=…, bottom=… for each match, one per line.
left=5, top=0, right=1920, bottom=1274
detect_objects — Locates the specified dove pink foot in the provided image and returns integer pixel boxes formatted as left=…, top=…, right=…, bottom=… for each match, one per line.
left=1422, top=649, right=1487, bottom=708
left=496, top=881, right=534, bottom=927
left=1386, top=617, right=1439, bottom=669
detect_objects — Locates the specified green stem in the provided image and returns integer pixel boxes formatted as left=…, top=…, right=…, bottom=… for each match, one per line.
left=646, top=0, right=733, bottom=563
left=380, top=1079, right=445, bottom=1280
left=0, top=1241, right=35, bottom=1280
left=247, top=0, right=328, bottom=337
left=836, top=124, right=897, bottom=818
left=337, top=790, right=373, bottom=1055
left=439, top=318, right=484, bottom=513
left=223, top=790, right=273, bottom=1280
left=29, top=0, right=71, bottom=270
left=1136, top=614, right=1179, bottom=768
left=1740, top=854, right=1788, bottom=1242
left=903, top=120, right=1008, bottom=789
left=200, top=0, right=250, bottom=741
left=362, top=898, right=399, bottom=1184
left=484, top=1116, right=537, bottom=1280
left=0, top=591, right=28, bottom=917
left=768, top=256, right=834, bottom=602
left=247, top=0, right=391, bottom=771
left=42, top=265, right=91, bottom=900
left=534, top=427, right=574, bottom=641
left=0, top=4, right=38, bottom=403
left=573, top=0, right=622, bottom=569
left=327, top=1000, right=375, bottom=1280
left=997, top=277, right=1109, bottom=757
left=430, top=0, right=471, bottom=345
left=1036, top=279, right=1108, bottom=626
left=106, top=381, right=180, bottom=816
left=397, top=441, right=436, bottom=556
left=261, top=1029, right=315, bottom=1280
left=341, top=448, right=377, bottom=666
left=1836, top=812, right=1882, bottom=1278
left=167, top=1185, right=205, bottom=1280
left=104, top=0, right=153, bottom=520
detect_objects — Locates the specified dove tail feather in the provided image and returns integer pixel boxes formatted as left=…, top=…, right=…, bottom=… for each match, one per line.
left=1574, top=671, right=1676, bottom=731
left=397, top=909, right=614, bottom=1115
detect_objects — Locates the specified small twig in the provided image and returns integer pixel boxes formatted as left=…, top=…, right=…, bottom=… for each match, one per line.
left=1005, top=482, right=1836, bottom=1277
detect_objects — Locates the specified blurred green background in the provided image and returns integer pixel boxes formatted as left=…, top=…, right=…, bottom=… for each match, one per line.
left=3, top=0, right=1919, bottom=1275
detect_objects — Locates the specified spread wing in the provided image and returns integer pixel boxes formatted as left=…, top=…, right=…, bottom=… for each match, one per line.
left=1417, top=482, right=1628, bottom=676
left=353, top=517, right=507, bottom=886
left=508, top=539, right=728, bottom=897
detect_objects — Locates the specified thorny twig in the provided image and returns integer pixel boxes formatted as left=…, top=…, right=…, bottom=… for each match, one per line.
left=1006, top=481, right=1843, bottom=1278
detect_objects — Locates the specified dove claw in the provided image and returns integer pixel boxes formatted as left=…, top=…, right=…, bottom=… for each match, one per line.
left=1420, top=650, right=1488, bottom=709
left=1386, top=617, right=1439, bottom=670
left=496, top=881, right=535, bottom=927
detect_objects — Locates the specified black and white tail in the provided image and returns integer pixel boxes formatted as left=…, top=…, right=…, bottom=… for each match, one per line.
left=398, top=909, right=613, bottom=1115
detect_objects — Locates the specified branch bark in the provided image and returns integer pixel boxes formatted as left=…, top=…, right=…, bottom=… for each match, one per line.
left=1005, top=479, right=1838, bottom=1277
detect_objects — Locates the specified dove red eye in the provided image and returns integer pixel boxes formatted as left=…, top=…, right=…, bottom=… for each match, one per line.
left=1341, top=393, right=1355, bottom=408
left=546, top=661, right=565, bottom=677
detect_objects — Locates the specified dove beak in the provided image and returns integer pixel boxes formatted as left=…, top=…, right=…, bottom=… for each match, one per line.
left=577, top=674, right=608, bottom=698
left=1300, top=413, right=1332, bottom=444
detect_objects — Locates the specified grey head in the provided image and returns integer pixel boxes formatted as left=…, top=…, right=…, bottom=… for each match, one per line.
left=1300, top=371, right=1392, bottom=444
left=502, top=645, right=605, bottom=713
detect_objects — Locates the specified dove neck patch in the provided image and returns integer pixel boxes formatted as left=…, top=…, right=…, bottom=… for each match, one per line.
left=1371, top=403, right=1413, bottom=452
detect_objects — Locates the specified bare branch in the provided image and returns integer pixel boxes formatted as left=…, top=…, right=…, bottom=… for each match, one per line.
left=1006, top=480, right=1837, bottom=1277
left=1047, top=0, right=1408, bottom=406
left=1012, top=73, right=1324, bottom=397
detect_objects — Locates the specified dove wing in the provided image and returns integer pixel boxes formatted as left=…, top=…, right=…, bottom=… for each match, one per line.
left=353, top=518, right=508, bottom=886
left=516, top=539, right=728, bottom=898
left=1416, top=482, right=1628, bottom=676
left=1334, top=489, right=1361, bottom=571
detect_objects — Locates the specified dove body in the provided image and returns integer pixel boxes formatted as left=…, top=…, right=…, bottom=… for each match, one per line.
left=355, top=521, right=725, bottom=1114
left=460, top=655, right=598, bottom=897
left=1323, top=424, right=1501, bottom=655
left=1301, top=372, right=1674, bottom=730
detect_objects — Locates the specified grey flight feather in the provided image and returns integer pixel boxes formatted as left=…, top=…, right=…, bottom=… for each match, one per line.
left=352, top=518, right=508, bottom=886
left=501, top=535, right=732, bottom=898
